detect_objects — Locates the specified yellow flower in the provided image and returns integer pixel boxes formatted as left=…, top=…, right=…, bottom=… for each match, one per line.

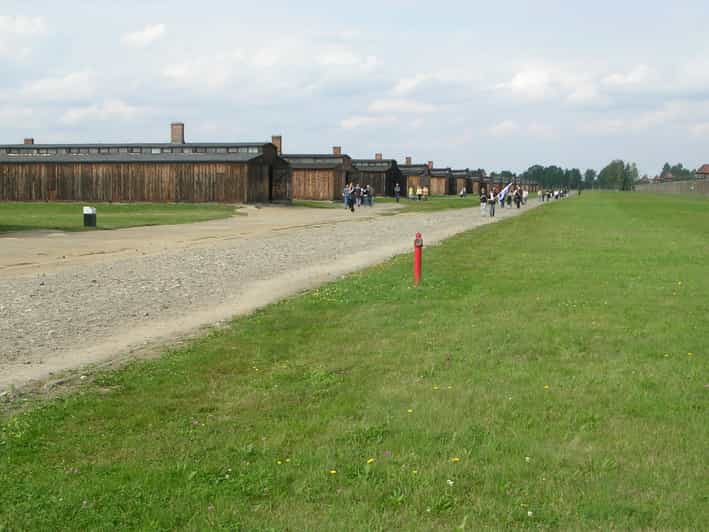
left=544, top=385, right=550, bottom=390
left=329, top=469, right=337, bottom=475
left=412, top=469, right=418, bottom=475
left=367, top=458, right=375, bottom=464
left=285, top=458, right=291, bottom=463
left=407, top=409, right=413, bottom=414
left=277, top=460, right=282, bottom=465
left=433, top=386, right=439, bottom=390
left=451, top=457, right=461, bottom=463
left=688, top=352, right=694, bottom=357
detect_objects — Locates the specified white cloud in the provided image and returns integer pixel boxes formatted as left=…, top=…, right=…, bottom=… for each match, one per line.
left=60, top=100, right=143, bottom=125
left=602, top=65, right=654, bottom=87
left=393, top=74, right=430, bottom=95
left=690, top=122, right=709, bottom=136
left=0, top=16, right=46, bottom=58
left=340, top=115, right=398, bottom=129
left=0, top=15, right=46, bottom=36
left=488, top=120, right=521, bottom=137
left=368, top=98, right=436, bottom=114
left=0, top=105, right=34, bottom=122
left=527, top=123, right=556, bottom=138
left=121, top=24, right=166, bottom=48
left=21, top=72, right=95, bottom=101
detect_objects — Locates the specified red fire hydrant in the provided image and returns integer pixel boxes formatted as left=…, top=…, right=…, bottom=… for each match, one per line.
left=414, top=232, right=423, bottom=286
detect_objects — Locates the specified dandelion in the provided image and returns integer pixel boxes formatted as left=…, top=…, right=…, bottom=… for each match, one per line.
left=525, top=456, right=531, bottom=463
left=527, top=511, right=533, bottom=517
left=412, top=469, right=418, bottom=475
left=407, top=409, right=413, bottom=414
left=451, top=457, right=460, bottom=463
left=285, top=458, right=291, bottom=463
left=688, top=352, right=694, bottom=357
left=277, top=460, right=282, bottom=465
left=367, top=458, right=375, bottom=464
left=448, top=385, right=453, bottom=390
left=433, top=386, right=439, bottom=390
left=544, top=385, right=550, bottom=390
left=447, top=479, right=454, bottom=487
left=329, top=469, right=337, bottom=475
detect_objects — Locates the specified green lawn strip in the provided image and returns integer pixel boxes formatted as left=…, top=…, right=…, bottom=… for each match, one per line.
left=376, top=195, right=480, bottom=213
left=290, top=200, right=339, bottom=209
left=0, top=202, right=237, bottom=232
left=1, top=193, right=707, bottom=529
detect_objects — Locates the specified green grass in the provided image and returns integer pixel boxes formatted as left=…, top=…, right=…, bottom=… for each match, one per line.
left=1, top=192, right=707, bottom=530
left=0, top=202, right=237, bottom=232
left=377, top=195, right=480, bottom=213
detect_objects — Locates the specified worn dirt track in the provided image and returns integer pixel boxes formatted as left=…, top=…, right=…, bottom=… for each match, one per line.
left=0, top=202, right=537, bottom=392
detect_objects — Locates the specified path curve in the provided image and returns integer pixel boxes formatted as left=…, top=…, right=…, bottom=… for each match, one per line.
left=0, top=202, right=539, bottom=392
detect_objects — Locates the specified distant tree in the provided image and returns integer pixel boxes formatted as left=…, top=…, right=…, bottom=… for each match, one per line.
left=584, top=169, right=597, bottom=189
left=598, top=160, right=626, bottom=189
left=621, top=162, right=638, bottom=190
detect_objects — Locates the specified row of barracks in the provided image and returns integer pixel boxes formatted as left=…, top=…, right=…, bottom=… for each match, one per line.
left=0, top=123, right=538, bottom=203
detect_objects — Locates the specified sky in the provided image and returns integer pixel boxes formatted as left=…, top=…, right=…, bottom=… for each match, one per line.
left=2, top=0, right=709, bottom=175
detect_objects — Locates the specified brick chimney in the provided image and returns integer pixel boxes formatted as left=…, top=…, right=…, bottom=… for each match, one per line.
left=24, top=138, right=35, bottom=145
left=170, top=122, right=185, bottom=144
left=271, top=135, right=282, bottom=155
left=405, top=156, right=412, bottom=165
left=375, top=153, right=383, bottom=161
left=427, top=161, right=434, bottom=169
left=333, top=146, right=342, bottom=156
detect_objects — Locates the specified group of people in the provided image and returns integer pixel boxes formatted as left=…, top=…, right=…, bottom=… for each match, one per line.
left=539, top=189, right=570, bottom=202
left=343, top=183, right=375, bottom=212
left=479, top=185, right=530, bottom=217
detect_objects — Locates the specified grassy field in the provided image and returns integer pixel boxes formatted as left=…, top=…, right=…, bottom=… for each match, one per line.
left=0, top=202, right=237, bottom=233
left=1, top=192, right=707, bottom=530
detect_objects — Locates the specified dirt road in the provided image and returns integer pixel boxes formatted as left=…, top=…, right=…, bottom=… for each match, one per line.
left=0, top=202, right=536, bottom=392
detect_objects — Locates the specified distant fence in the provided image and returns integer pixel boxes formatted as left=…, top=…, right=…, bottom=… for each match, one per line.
left=636, top=180, right=709, bottom=196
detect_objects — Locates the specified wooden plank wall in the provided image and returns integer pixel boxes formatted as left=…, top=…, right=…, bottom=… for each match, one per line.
left=355, top=171, right=388, bottom=196
left=291, top=169, right=335, bottom=200
left=429, top=177, right=448, bottom=196
left=0, top=162, right=261, bottom=203
left=271, top=163, right=291, bottom=201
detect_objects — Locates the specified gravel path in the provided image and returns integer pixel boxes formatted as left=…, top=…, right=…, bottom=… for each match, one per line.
left=0, top=203, right=537, bottom=391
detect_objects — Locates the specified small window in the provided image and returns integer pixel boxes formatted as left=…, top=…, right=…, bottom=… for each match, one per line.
left=80, top=148, right=89, bottom=154
left=109, top=147, right=119, bottom=154
left=89, top=147, right=99, bottom=154
left=195, top=147, right=207, bottom=154
left=99, top=147, right=110, bottom=154
left=228, top=147, right=238, bottom=153
left=119, top=147, right=128, bottom=153
left=215, top=147, right=227, bottom=153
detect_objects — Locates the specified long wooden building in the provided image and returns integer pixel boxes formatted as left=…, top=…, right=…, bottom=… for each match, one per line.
left=283, top=145, right=352, bottom=201
left=451, top=169, right=473, bottom=194
left=0, top=124, right=291, bottom=203
left=399, top=157, right=431, bottom=194
left=352, top=153, right=404, bottom=196
left=429, top=164, right=453, bottom=195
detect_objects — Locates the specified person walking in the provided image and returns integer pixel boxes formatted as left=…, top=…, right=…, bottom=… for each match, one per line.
left=514, top=187, right=522, bottom=209
left=394, top=182, right=401, bottom=203
left=480, top=188, right=488, bottom=216
left=343, top=184, right=350, bottom=209
left=488, top=189, right=496, bottom=217
left=416, top=185, right=423, bottom=201
left=347, top=183, right=355, bottom=212
left=362, top=184, right=369, bottom=207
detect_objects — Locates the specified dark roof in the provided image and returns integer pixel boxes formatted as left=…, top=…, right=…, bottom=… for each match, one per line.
left=399, top=164, right=429, bottom=176
left=0, top=152, right=262, bottom=164
left=451, top=169, right=471, bottom=178
left=352, top=159, right=397, bottom=172
left=283, top=154, right=350, bottom=170
left=0, top=142, right=270, bottom=164
left=697, top=164, right=709, bottom=174
left=0, top=142, right=269, bottom=149
left=430, top=168, right=452, bottom=178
